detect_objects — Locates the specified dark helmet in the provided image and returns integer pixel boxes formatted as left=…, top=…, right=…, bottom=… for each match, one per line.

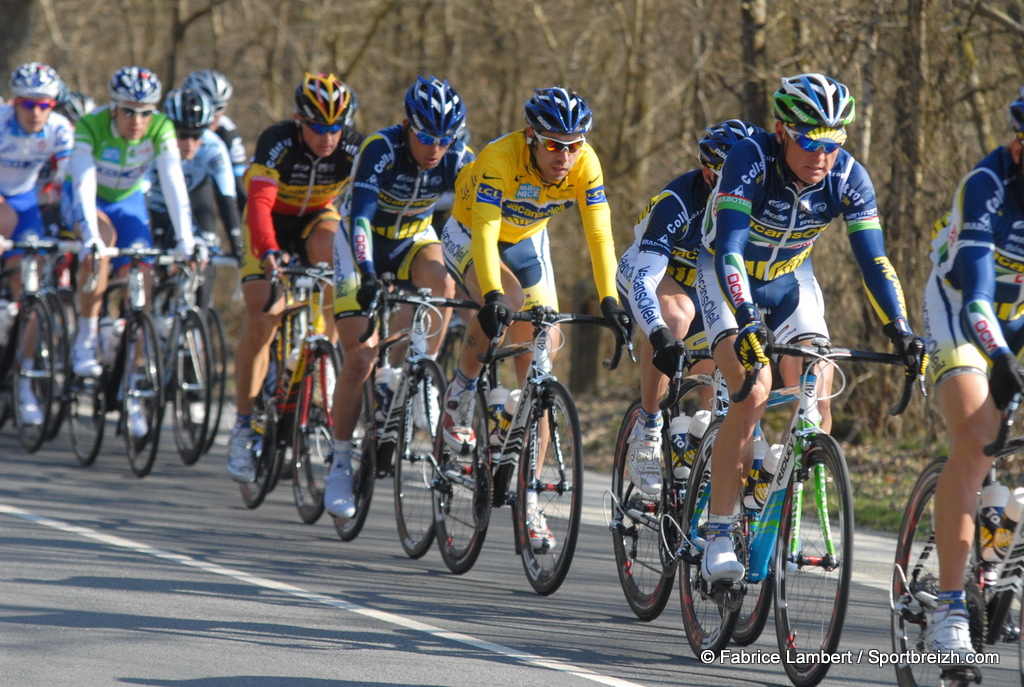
left=404, top=75, right=466, bottom=139
left=697, top=119, right=763, bottom=171
left=163, top=88, right=214, bottom=129
left=523, top=87, right=592, bottom=135
left=1009, top=87, right=1024, bottom=136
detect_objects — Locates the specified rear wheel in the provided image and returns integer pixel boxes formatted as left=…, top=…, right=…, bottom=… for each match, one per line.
left=123, top=311, right=163, bottom=478
left=393, top=359, right=445, bottom=558
left=170, top=308, right=213, bottom=466
left=292, top=338, right=339, bottom=524
left=774, top=433, right=853, bottom=687
left=43, top=290, right=72, bottom=441
left=203, top=308, right=228, bottom=454
left=333, top=383, right=376, bottom=541
left=516, top=380, right=583, bottom=596
left=68, top=374, right=106, bottom=466
left=13, top=296, right=57, bottom=453
left=240, top=348, right=284, bottom=508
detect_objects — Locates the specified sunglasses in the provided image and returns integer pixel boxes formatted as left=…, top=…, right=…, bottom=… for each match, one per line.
left=302, top=119, right=342, bottom=135
left=783, top=126, right=843, bottom=154
left=17, top=98, right=57, bottom=111
left=410, top=126, right=455, bottom=147
left=176, top=127, right=205, bottom=140
left=120, top=106, right=155, bottom=119
left=534, top=132, right=586, bottom=154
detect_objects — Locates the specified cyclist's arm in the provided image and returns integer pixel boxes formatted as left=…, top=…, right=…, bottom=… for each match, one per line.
left=709, top=139, right=760, bottom=316
left=153, top=129, right=195, bottom=252
left=469, top=162, right=508, bottom=297
left=347, top=135, right=390, bottom=279
left=207, top=137, right=242, bottom=252
left=245, top=167, right=280, bottom=258
left=69, top=142, right=100, bottom=244
left=577, top=152, right=618, bottom=302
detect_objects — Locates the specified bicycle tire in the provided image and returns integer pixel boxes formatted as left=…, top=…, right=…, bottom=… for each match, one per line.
left=393, top=357, right=445, bottom=559
left=434, top=386, right=492, bottom=574
left=203, top=308, right=228, bottom=455
left=292, top=337, right=339, bottom=525
left=333, top=382, right=376, bottom=541
left=13, top=295, right=57, bottom=453
left=678, top=418, right=739, bottom=654
left=123, top=310, right=164, bottom=478
left=42, top=290, right=71, bottom=441
left=171, top=308, right=213, bottom=466
left=516, top=379, right=583, bottom=596
left=731, top=509, right=773, bottom=646
left=774, top=432, right=853, bottom=687
left=240, top=346, right=283, bottom=508
left=611, top=398, right=675, bottom=621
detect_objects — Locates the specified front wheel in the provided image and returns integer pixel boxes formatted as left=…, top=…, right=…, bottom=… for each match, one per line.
left=516, top=380, right=583, bottom=596
left=393, top=359, right=446, bottom=559
left=292, top=338, right=339, bottom=524
left=123, top=311, right=164, bottom=478
left=13, top=296, right=57, bottom=453
left=333, top=382, right=376, bottom=541
left=170, top=308, right=213, bottom=466
left=240, top=350, right=284, bottom=508
left=774, top=433, right=853, bottom=687
left=203, top=308, right=228, bottom=454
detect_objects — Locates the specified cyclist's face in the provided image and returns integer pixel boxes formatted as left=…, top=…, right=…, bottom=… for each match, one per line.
left=113, top=103, right=155, bottom=141
left=13, top=97, right=53, bottom=134
left=528, top=128, right=584, bottom=184
left=177, top=135, right=202, bottom=160
left=298, top=119, right=341, bottom=158
left=776, top=121, right=840, bottom=186
left=406, top=122, right=451, bottom=170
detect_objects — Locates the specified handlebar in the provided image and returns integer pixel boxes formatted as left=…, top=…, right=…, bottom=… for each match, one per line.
left=357, top=276, right=479, bottom=344
left=261, top=259, right=332, bottom=315
left=659, top=344, right=713, bottom=411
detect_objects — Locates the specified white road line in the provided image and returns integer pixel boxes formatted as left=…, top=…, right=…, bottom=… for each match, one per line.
left=0, top=503, right=645, bottom=687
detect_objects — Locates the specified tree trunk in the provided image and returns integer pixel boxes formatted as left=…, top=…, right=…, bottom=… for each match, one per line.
left=0, top=0, right=36, bottom=78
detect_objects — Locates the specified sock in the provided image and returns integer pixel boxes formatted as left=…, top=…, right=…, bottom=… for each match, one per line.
left=234, top=413, right=251, bottom=430
left=706, top=513, right=734, bottom=541
left=936, top=590, right=967, bottom=615
left=331, top=439, right=353, bottom=472
left=453, top=369, right=476, bottom=392
left=77, top=317, right=98, bottom=346
left=639, top=408, right=663, bottom=429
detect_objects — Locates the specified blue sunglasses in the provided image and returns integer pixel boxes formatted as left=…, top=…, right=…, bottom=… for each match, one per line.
left=411, top=126, right=455, bottom=147
left=784, top=126, right=843, bottom=154
left=303, top=119, right=342, bottom=135
left=17, top=98, right=57, bottom=111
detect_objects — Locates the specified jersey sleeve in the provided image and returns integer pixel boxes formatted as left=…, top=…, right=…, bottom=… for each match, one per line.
left=469, top=151, right=510, bottom=297
left=575, top=150, right=618, bottom=302
left=347, top=134, right=391, bottom=277
left=244, top=129, right=283, bottom=257
left=709, top=141, right=761, bottom=317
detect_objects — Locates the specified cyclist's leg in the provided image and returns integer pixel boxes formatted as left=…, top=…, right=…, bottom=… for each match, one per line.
left=301, top=211, right=339, bottom=344
left=408, top=238, right=455, bottom=357
left=72, top=204, right=116, bottom=377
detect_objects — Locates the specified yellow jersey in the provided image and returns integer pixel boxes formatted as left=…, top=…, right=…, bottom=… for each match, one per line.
left=451, top=130, right=617, bottom=299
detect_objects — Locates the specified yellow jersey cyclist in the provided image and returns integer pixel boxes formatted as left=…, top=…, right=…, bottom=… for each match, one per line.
left=323, top=76, right=473, bottom=518
left=696, top=73, right=925, bottom=584
left=618, top=120, right=761, bottom=497
left=66, top=67, right=196, bottom=409
left=226, top=73, right=363, bottom=483
left=439, top=87, right=633, bottom=549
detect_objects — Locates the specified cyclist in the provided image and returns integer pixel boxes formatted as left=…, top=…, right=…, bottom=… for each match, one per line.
left=55, top=88, right=96, bottom=124
left=323, top=75, right=472, bottom=518
left=39, top=87, right=95, bottom=234
left=183, top=68, right=248, bottom=240
left=0, top=62, right=73, bottom=425
left=438, top=86, right=633, bottom=549
left=149, top=87, right=241, bottom=307
left=618, top=120, right=761, bottom=496
left=226, top=72, right=362, bottom=484
left=920, top=88, right=1024, bottom=659
left=695, top=73, right=924, bottom=584
left=65, top=66, right=196, bottom=438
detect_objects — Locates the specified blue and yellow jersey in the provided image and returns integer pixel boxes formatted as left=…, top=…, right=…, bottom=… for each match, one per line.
left=451, top=130, right=616, bottom=299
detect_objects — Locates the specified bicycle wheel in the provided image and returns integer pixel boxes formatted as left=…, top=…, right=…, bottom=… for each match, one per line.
left=393, top=358, right=445, bottom=558
left=240, top=352, right=284, bottom=509
left=731, top=508, right=773, bottom=646
left=436, top=321, right=465, bottom=380
left=515, top=380, right=583, bottom=596
left=611, top=398, right=675, bottom=620
left=333, top=383, right=376, bottom=541
left=68, top=373, right=106, bottom=466
left=43, top=290, right=72, bottom=441
left=292, top=338, right=339, bottom=525
left=13, top=296, right=57, bottom=453
left=774, top=433, right=853, bottom=687
left=203, top=308, right=228, bottom=454
left=434, top=386, right=492, bottom=574
left=171, top=308, right=213, bottom=466
left=123, top=310, right=164, bottom=478
left=679, top=418, right=739, bottom=655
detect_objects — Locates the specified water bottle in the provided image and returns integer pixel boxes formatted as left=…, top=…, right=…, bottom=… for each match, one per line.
left=375, top=366, right=395, bottom=420
left=669, top=414, right=691, bottom=480
left=993, top=487, right=1024, bottom=561
left=980, top=482, right=1012, bottom=562
left=742, top=439, right=770, bottom=509
left=99, top=317, right=125, bottom=366
left=0, top=299, right=19, bottom=346
left=487, top=385, right=509, bottom=446
left=672, top=409, right=711, bottom=480
left=495, top=389, right=521, bottom=447
left=745, top=443, right=783, bottom=511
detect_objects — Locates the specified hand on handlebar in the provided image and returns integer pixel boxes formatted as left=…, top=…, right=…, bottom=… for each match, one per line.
left=356, top=276, right=384, bottom=312
left=478, top=291, right=512, bottom=340
left=991, top=353, right=1024, bottom=411
left=600, top=297, right=634, bottom=347
left=733, top=306, right=769, bottom=374
left=649, top=326, right=683, bottom=377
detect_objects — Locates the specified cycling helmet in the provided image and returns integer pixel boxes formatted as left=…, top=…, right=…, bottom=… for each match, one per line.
left=163, top=88, right=214, bottom=129
left=1009, top=87, right=1024, bottom=137
left=404, top=75, right=466, bottom=138
left=9, top=62, right=63, bottom=100
left=294, top=72, right=354, bottom=125
left=772, top=73, right=855, bottom=128
left=108, top=66, right=162, bottom=105
left=698, top=119, right=763, bottom=170
left=182, top=69, right=233, bottom=110
left=57, top=88, right=96, bottom=122
left=524, top=87, right=592, bottom=135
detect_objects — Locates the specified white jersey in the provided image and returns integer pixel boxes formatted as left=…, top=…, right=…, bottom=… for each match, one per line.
left=148, top=129, right=236, bottom=213
left=0, top=104, right=73, bottom=197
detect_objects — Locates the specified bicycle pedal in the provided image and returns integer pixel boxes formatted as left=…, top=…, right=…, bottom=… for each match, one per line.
left=940, top=665, right=982, bottom=685
left=710, top=580, right=745, bottom=612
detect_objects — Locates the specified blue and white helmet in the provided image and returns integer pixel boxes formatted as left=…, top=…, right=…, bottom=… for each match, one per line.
left=183, top=69, right=233, bottom=110
left=524, top=87, right=592, bottom=135
left=404, top=75, right=466, bottom=139
left=698, top=119, right=763, bottom=171
left=108, top=66, right=162, bottom=105
left=772, top=73, right=856, bottom=128
left=164, top=88, right=214, bottom=129
left=9, top=62, right=63, bottom=100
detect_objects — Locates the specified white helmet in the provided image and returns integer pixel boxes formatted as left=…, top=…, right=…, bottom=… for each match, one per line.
left=9, top=62, right=63, bottom=100
left=183, top=69, right=233, bottom=110
left=108, top=66, right=162, bottom=105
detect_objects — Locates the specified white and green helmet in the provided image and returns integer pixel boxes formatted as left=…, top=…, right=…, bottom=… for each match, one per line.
left=772, top=73, right=855, bottom=128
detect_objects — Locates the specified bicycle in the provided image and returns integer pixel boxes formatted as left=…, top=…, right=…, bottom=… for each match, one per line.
left=431, top=305, right=630, bottom=595
left=673, top=338, right=921, bottom=687
left=240, top=259, right=337, bottom=511
left=605, top=344, right=715, bottom=620
left=66, top=245, right=167, bottom=477
left=333, top=279, right=477, bottom=556
left=890, top=394, right=1024, bottom=687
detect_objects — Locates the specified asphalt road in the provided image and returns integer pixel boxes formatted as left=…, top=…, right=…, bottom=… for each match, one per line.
left=1, top=420, right=1021, bottom=687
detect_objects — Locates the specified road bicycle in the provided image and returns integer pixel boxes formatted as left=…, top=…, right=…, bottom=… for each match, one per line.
left=890, top=393, right=1024, bottom=687
left=673, top=338, right=921, bottom=687
left=67, top=246, right=167, bottom=477
left=333, top=280, right=477, bottom=556
left=432, top=305, right=630, bottom=595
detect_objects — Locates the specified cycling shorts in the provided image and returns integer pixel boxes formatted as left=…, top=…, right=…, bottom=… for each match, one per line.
left=2, top=188, right=46, bottom=257
left=332, top=224, right=440, bottom=319
left=240, top=206, right=339, bottom=282
left=923, top=269, right=1024, bottom=384
left=695, top=248, right=829, bottom=351
left=616, top=243, right=706, bottom=350
left=441, top=216, right=558, bottom=310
